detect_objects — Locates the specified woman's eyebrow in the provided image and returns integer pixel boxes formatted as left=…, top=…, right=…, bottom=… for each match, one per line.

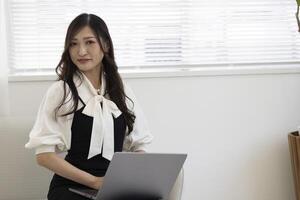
left=71, top=36, right=96, bottom=41
left=83, top=36, right=96, bottom=40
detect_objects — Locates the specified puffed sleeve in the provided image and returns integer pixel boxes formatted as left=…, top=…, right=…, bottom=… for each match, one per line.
left=25, top=81, right=73, bottom=155
left=123, top=83, right=153, bottom=152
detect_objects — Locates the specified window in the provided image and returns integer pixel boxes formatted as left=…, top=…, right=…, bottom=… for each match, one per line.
left=6, top=0, right=300, bottom=75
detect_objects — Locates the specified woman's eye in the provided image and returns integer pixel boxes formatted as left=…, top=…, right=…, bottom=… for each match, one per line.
left=70, top=42, right=77, bottom=47
left=86, top=40, right=95, bottom=45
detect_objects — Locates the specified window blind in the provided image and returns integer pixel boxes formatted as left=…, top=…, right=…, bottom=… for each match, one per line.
left=6, top=0, right=300, bottom=74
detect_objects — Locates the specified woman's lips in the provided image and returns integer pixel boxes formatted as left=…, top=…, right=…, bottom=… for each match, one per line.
left=77, top=59, right=91, bottom=64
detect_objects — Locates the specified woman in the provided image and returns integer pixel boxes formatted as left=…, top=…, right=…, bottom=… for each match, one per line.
left=25, top=13, right=153, bottom=200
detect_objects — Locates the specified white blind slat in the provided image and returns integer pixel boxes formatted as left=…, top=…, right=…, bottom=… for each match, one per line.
left=6, top=0, right=300, bottom=72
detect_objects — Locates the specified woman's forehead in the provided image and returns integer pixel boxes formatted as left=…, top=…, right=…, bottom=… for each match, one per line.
left=72, top=26, right=97, bottom=40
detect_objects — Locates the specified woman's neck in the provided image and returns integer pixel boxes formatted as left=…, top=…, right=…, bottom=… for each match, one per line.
left=82, top=68, right=102, bottom=90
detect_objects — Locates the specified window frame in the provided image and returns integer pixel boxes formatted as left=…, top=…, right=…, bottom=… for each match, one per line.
left=4, top=0, right=300, bottom=82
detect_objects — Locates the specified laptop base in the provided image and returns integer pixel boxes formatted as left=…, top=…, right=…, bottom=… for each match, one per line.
left=69, top=187, right=162, bottom=200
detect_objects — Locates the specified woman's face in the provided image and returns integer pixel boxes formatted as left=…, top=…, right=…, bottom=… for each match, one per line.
left=69, top=26, right=104, bottom=76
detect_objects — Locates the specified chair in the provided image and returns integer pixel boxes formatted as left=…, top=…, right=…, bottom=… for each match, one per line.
left=168, top=169, right=184, bottom=200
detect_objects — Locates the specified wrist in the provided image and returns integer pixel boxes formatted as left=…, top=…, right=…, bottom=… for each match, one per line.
left=88, top=175, right=99, bottom=189
left=90, top=176, right=103, bottom=190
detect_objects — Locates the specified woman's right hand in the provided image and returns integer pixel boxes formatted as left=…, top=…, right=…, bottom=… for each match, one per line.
left=90, top=176, right=104, bottom=190
left=36, top=152, right=105, bottom=190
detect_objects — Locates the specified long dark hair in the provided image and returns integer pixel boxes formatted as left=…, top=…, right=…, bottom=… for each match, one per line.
left=55, top=13, right=135, bottom=134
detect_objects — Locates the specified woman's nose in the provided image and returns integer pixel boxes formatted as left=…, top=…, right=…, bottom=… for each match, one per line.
left=78, top=45, right=87, bottom=56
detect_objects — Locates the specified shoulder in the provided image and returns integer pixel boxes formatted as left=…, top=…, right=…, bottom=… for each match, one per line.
left=42, top=80, right=72, bottom=111
left=123, top=81, right=136, bottom=109
left=123, top=81, right=137, bottom=99
left=46, top=80, right=73, bottom=99
left=46, top=80, right=64, bottom=95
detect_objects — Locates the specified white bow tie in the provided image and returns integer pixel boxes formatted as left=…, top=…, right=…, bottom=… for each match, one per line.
left=78, top=72, right=122, bottom=160
left=82, top=94, right=122, bottom=160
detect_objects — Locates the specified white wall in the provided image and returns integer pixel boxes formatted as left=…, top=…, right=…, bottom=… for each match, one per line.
left=1, top=72, right=300, bottom=200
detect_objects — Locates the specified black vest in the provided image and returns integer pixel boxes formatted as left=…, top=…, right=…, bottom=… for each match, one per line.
left=49, top=97, right=126, bottom=189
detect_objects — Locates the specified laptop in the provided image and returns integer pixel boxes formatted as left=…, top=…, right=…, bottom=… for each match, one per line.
left=69, top=152, right=187, bottom=200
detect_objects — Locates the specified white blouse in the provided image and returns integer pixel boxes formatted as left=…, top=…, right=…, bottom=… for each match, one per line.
left=25, top=72, right=153, bottom=160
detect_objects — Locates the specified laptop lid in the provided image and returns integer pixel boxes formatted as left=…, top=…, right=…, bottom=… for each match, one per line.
left=96, top=152, right=187, bottom=200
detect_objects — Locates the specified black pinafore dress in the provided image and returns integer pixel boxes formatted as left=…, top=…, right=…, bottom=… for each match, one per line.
left=47, top=97, right=126, bottom=200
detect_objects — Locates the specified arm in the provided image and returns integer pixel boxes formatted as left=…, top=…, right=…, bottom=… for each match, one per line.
left=36, top=152, right=103, bottom=189
left=123, top=83, right=153, bottom=152
left=26, top=82, right=102, bottom=189
left=25, top=82, right=102, bottom=189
